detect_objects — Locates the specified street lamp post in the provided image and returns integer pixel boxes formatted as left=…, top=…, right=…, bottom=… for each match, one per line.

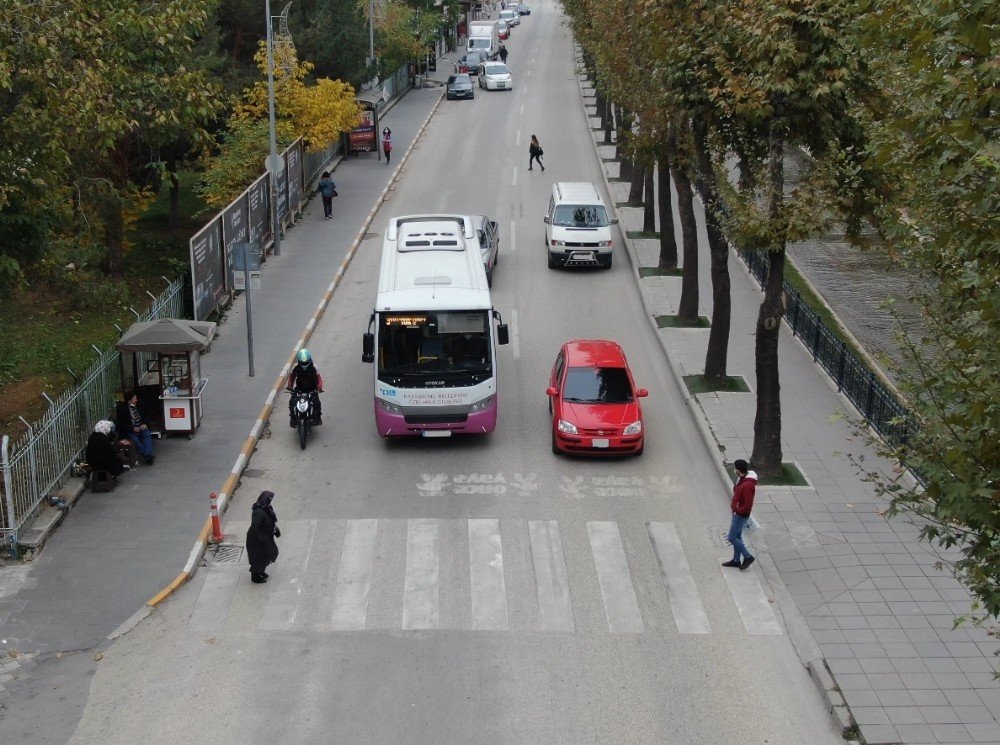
left=265, top=0, right=282, bottom=257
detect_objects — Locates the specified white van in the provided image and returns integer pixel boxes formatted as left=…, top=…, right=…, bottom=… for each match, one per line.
left=544, top=182, right=619, bottom=269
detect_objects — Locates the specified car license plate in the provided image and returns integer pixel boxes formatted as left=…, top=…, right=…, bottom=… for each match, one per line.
left=592, top=438, right=610, bottom=448
left=422, top=430, right=452, bottom=438
left=497, top=83, right=506, bottom=88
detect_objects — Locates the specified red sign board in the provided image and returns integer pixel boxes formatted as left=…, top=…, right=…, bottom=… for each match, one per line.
left=348, top=113, right=376, bottom=153
left=169, top=407, right=186, bottom=419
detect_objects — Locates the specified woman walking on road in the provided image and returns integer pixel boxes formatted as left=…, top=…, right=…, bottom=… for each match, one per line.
left=529, top=134, right=545, bottom=172
left=317, top=171, right=337, bottom=220
left=247, top=490, right=281, bottom=584
left=382, top=127, right=393, bottom=165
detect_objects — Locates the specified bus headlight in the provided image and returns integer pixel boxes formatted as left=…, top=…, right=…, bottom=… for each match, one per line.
left=469, top=395, right=493, bottom=413
left=623, top=420, right=642, bottom=435
left=557, top=419, right=578, bottom=435
left=378, top=398, right=402, bottom=415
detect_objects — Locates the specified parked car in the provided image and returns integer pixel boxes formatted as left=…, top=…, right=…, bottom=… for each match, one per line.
left=455, top=52, right=487, bottom=75
left=499, top=8, right=520, bottom=26
left=496, top=19, right=510, bottom=40
left=478, top=62, right=513, bottom=91
left=547, top=340, right=647, bottom=456
left=517, top=3, right=531, bottom=14
left=446, top=73, right=475, bottom=100
left=468, top=214, right=500, bottom=287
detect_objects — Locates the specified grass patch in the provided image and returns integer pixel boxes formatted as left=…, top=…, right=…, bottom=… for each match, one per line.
left=655, top=314, right=711, bottom=329
left=639, top=266, right=683, bottom=278
left=683, top=374, right=750, bottom=394
left=627, top=230, right=659, bottom=240
left=725, top=461, right=810, bottom=487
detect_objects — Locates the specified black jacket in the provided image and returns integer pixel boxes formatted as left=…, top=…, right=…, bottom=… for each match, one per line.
left=246, top=507, right=279, bottom=573
left=115, top=400, right=150, bottom=436
left=86, top=432, right=123, bottom=476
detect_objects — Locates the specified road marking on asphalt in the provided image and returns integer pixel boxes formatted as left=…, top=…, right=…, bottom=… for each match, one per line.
left=720, top=562, right=784, bottom=636
left=516, top=130, right=521, bottom=146
left=512, top=167, right=517, bottom=187
left=469, top=518, right=508, bottom=630
left=520, top=103, right=525, bottom=116
left=509, top=219, right=516, bottom=252
left=402, top=518, right=440, bottom=630
left=588, top=521, right=644, bottom=632
left=528, top=520, right=575, bottom=632
left=188, top=565, right=242, bottom=636
left=511, top=310, right=521, bottom=359
left=647, top=522, right=711, bottom=634
left=259, top=520, right=317, bottom=631
left=330, top=519, right=379, bottom=630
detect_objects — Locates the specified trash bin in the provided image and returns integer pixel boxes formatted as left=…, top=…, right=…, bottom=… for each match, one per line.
left=414, top=75, right=423, bottom=88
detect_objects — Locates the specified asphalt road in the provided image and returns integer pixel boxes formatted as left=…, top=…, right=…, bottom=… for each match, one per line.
left=64, top=2, right=842, bottom=742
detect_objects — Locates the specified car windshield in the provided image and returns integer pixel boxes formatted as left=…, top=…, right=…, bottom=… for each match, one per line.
left=563, top=366, right=633, bottom=404
left=484, top=64, right=509, bottom=75
left=552, top=204, right=609, bottom=228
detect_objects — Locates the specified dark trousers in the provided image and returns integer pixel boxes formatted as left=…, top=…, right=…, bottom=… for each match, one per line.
left=529, top=153, right=544, bottom=170
left=321, top=195, right=333, bottom=218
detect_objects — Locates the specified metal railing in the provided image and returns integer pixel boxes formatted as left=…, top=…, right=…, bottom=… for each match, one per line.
left=740, top=248, right=915, bottom=448
left=1, top=278, right=187, bottom=550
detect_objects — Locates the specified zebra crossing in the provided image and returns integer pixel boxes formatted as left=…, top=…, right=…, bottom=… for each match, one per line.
left=189, top=518, right=784, bottom=637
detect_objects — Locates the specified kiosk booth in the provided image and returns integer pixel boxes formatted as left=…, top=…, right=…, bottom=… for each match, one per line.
left=116, top=318, right=217, bottom=437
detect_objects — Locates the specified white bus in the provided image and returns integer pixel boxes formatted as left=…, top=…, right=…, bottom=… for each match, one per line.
left=362, top=215, right=509, bottom=438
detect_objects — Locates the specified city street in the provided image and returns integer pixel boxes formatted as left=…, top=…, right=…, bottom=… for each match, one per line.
left=61, top=2, right=840, bottom=742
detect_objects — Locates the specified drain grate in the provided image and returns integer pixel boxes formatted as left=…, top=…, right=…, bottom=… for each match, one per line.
left=210, top=543, right=245, bottom=564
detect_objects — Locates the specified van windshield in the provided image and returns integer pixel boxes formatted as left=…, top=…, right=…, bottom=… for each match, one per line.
left=469, top=39, right=492, bottom=50
left=553, top=204, right=609, bottom=228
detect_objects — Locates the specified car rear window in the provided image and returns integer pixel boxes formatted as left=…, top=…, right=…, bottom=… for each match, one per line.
left=484, top=64, right=509, bottom=75
left=553, top=204, right=609, bottom=227
left=563, top=367, right=633, bottom=403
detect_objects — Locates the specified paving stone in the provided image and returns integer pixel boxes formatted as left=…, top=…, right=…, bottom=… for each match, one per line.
left=910, top=689, right=950, bottom=706
left=858, top=601, right=894, bottom=616
left=947, top=642, right=990, bottom=658
left=922, top=706, right=963, bottom=724
left=835, top=673, right=874, bottom=691
left=853, top=706, right=893, bottom=725
left=892, top=657, right=931, bottom=674
left=867, top=672, right=906, bottom=689
left=853, top=642, right=890, bottom=659
left=828, top=658, right=864, bottom=675
left=877, top=690, right=917, bottom=706
left=860, top=658, right=897, bottom=674
left=858, top=723, right=900, bottom=744
left=951, top=705, right=997, bottom=723
left=838, top=615, right=873, bottom=630
left=874, top=627, right=911, bottom=643
left=892, top=723, right=939, bottom=742
left=885, top=706, right=928, bottom=725
left=844, top=629, right=880, bottom=644
left=882, top=642, right=920, bottom=658
left=965, top=722, right=1000, bottom=741
left=843, top=688, right=882, bottom=708
left=932, top=672, right=974, bottom=689
left=930, top=723, right=973, bottom=741
left=904, top=673, right=942, bottom=689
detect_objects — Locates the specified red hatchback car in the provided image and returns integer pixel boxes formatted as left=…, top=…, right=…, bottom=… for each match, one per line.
left=547, top=340, right=648, bottom=456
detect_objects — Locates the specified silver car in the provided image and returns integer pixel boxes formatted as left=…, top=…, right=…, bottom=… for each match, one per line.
left=478, top=62, right=513, bottom=91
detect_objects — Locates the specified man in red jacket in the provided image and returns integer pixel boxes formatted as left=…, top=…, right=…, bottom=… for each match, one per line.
left=723, top=459, right=757, bottom=570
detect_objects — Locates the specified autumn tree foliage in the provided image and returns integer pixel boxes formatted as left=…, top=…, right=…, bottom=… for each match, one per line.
left=200, top=41, right=362, bottom=208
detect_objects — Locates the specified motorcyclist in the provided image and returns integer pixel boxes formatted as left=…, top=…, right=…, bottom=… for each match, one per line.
left=286, top=348, right=324, bottom=426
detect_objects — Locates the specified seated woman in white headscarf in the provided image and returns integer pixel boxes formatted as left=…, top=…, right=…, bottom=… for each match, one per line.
left=86, top=420, right=125, bottom=478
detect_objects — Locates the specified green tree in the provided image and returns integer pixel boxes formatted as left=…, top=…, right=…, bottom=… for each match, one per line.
left=856, top=0, right=1000, bottom=615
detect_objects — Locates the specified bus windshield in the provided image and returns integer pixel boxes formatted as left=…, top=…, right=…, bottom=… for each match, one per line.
left=378, top=310, right=492, bottom=379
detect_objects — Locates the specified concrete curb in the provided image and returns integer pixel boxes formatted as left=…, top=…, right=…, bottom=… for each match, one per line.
left=575, top=60, right=853, bottom=736
left=144, top=87, right=445, bottom=610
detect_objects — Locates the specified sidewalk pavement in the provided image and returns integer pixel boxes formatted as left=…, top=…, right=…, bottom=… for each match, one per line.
left=579, top=81, right=1000, bottom=745
left=0, top=68, right=453, bottom=669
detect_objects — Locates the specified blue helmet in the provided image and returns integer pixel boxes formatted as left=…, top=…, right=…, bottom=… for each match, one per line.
left=297, top=348, right=312, bottom=365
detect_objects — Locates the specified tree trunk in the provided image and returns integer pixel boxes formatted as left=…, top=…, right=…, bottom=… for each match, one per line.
left=656, top=159, right=677, bottom=269
left=674, top=157, right=699, bottom=321
left=643, top=166, right=655, bottom=232
left=603, top=100, right=613, bottom=145
left=168, top=156, right=180, bottom=231
left=694, top=118, right=732, bottom=382
left=628, top=159, right=644, bottom=205
left=617, top=110, right=633, bottom=178
left=750, top=135, right=786, bottom=478
left=101, top=189, right=125, bottom=277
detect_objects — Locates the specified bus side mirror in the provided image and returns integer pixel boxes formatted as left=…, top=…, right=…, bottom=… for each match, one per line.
left=497, top=324, right=509, bottom=345
left=362, top=332, right=374, bottom=363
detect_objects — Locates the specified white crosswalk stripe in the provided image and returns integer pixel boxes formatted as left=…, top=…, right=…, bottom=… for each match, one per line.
left=587, top=521, right=644, bottom=633
left=528, top=520, right=574, bottom=632
left=195, top=517, right=783, bottom=638
left=468, top=518, right=509, bottom=631
left=330, top=519, right=379, bottom=630
left=402, top=518, right=440, bottom=630
left=647, top=522, right=711, bottom=635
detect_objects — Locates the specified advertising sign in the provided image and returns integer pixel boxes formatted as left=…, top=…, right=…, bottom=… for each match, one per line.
left=348, top=110, right=377, bottom=153
left=190, top=218, right=225, bottom=321
left=248, top=174, right=270, bottom=248
left=221, top=196, right=249, bottom=290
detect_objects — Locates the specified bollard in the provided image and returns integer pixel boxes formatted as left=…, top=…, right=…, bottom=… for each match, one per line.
left=209, top=492, right=225, bottom=543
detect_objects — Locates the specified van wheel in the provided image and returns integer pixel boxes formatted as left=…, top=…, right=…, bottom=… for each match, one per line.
left=601, top=255, right=613, bottom=270
left=548, top=252, right=558, bottom=269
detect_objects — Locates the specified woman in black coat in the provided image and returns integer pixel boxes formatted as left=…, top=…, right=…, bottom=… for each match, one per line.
left=86, top=420, right=124, bottom=478
left=246, top=490, right=280, bottom=583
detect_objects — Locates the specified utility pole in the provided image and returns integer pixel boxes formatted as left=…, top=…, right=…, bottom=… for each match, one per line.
left=265, top=0, right=282, bottom=256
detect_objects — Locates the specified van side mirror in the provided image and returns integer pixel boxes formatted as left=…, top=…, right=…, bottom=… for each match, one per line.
left=497, top=324, right=509, bottom=345
left=362, top=332, right=374, bottom=363
left=610, top=218, right=619, bottom=225
left=543, top=216, right=551, bottom=225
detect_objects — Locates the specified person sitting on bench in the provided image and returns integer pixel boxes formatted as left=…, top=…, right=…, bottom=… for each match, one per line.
left=86, top=420, right=124, bottom=484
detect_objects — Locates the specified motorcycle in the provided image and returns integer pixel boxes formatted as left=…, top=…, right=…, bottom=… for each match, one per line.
left=289, top=390, right=320, bottom=450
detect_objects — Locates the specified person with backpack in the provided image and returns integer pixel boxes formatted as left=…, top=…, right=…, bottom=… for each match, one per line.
left=317, top=171, right=337, bottom=219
